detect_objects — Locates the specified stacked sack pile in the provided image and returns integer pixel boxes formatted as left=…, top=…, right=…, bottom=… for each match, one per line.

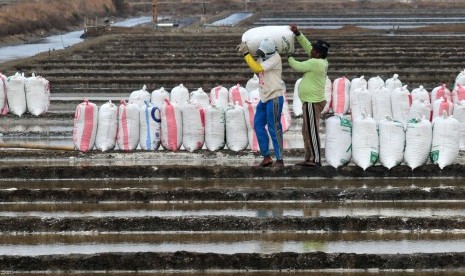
left=0, top=72, right=50, bottom=117
left=73, top=78, right=292, bottom=153
left=323, top=70, right=465, bottom=170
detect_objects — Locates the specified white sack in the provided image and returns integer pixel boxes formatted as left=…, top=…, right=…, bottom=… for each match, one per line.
left=378, top=116, right=405, bottom=169
left=391, top=85, right=411, bottom=126
left=452, top=84, right=465, bottom=104
left=404, top=117, right=432, bottom=169
left=25, top=73, right=50, bottom=116
left=453, top=101, right=465, bottom=150
left=281, top=93, right=292, bottom=133
left=385, top=73, right=402, bottom=92
left=181, top=101, right=205, bottom=152
left=210, top=85, right=229, bottom=108
left=455, top=69, right=465, bottom=89
left=321, top=76, right=333, bottom=114
left=430, top=114, right=460, bottom=169
left=151, top=87, right=169, bottom=108
left=246, top=74, right=260, bottom=92
left=349, top=76, right=367, bottom=101
left=170, top=84, right=189, bottom=105
left=225, top=104, right=248, bottom=152
left=372, top=85, right=392, bottom=123
left=411, top=85, right=430, bottom=103
left=95, top=101, right=118, bottom=152
left=325, top=115, right=352, bottom=168
left=0, top=73, right=8, bottom=115
left=6, top=72, right=27, bottom=117
left=117, top=100, right=140, bottom=151
left=161, top=99, right=183, bottom=151
left=139, top=101, right=161, bottom=151
left=352, top=114, right=379, bottom=170
left=129, top=85, right=150, bottom=107
left=190, top=88, right=210, bottom=108
left=73, top=99, right=98, bottom=152
left=242, top=25, right=295, bottom=55
left=409, top=99, right=432, bottom=122
left=292, top=78, right=303, bottom=117
left=205, top=105, right=226, bottom=151
left=350, top=87, right=372, bottom=121
left=367, top=76, right=385, bottom=94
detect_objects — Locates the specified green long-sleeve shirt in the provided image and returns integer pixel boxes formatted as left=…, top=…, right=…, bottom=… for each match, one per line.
left=288, top=34, right=328, bottom=103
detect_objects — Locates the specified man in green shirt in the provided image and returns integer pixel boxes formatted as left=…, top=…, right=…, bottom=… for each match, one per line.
left=288, top=24, right=330, bottom=167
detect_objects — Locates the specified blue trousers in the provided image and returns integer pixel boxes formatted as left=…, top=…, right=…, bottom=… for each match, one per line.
left=254, top=96, right=284, bottom=160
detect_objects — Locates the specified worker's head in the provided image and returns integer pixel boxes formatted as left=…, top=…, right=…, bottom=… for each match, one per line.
left=312, top=40, right=330, bottom=59
left=256, top=38, right=276, bottom=60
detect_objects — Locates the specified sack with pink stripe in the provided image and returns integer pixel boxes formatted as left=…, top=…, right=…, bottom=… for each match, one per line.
left=452, top=84, right=465, bottom=104
left=243, top=100, right=259, bottom=152
left=73, top=99, right=98, bottom=152
left=431, top=84, right=451, bottom=102
left=228, top=84, right=248, bottom=107
left=281, top=93, right=292, bottom=133
left=332, top=77, right=350, bottom=114
left=161, top=99, right=182, bottom=151
left=117, top=100, right=140, bottom=151
left=181, top=101, right=205, bottom=152
left=0, top=73, right=8, bottom=115
left=205, top=104, right=226, bottom=151
left=455, top=69, right=465, bottom=89
left=432, top=97, right=453, bottom=122
left=210, top=85, right=229, bottom=108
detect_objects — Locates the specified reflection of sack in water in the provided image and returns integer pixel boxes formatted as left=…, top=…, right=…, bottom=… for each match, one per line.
left=242, top=26, right=295, bottom=55
left=302, top=241, right=327, bottom=252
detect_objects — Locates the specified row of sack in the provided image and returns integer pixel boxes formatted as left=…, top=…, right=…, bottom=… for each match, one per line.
left=0, top=72, right=51, bottom=116
left=73, top=95, right=292, bottom=153
left=297, top=69, right=465, bottom=124
left=325, top=113, right=462, bottom=170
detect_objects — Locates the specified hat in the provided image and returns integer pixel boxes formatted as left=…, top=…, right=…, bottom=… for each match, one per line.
left=314, top=40, right=330, bottom=54
left=258, top=38, right=276, bottom=55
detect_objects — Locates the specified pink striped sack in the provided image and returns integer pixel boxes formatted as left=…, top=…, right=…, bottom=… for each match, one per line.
left=73, top=99, right=98, bottom=152
left=228, top=84, right=248, bottom=107
left=161, top=99, right=182, bottom=151
left=332, top=77, right=350, bottom=114
left=244, top=100, right=259, bottom=152
left=117, top=100, right=140, bottom=151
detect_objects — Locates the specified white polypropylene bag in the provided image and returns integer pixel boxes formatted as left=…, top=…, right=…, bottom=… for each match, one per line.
left=6, top=72, right=27, bottom=117
left=0, top=73, right=8, bottom=115
left=325, top=115, right=352, bottom=168
left=352, top=114, right=379, bottom=170
left=204, top=104, right=226, bottom=151
left=452, top=84, right=465, bottom=104
left=431, top=84, right=451, bottom=102
left=367, top=76, right=385, bottom=94
left=129, top=85, right=150, bottom=107
left=332, top=77, right=350, bottom=114
left=181, top=101, right=205, bottom=152
left=430, top=114, right=460, bottom=169
left=170, top=84, right=189, bottom=105
left=455, top=69, right=465, bottom=89
left=321, top=76, right=333, bottom=114
left=210, top=85, right=229, bottom=108
left=372, top=85, right=392, bottom=123
left=281, top=93, right=292, bottom=133
left=73, top=99, right=98, bottom=152
left=453, top=101, right=465, bottom=149
left=244, top=100, right=259, bottom=152
left=378, top=116, right=405, bottom=169
left=385, top=74, right=402, bottom=92
left=409, top=99, right=432, bottom=122
left=432, top=97, right=453, bottom=121
left=242, top=25, right=295, bottom=55
left=225, top=104, right=248, bottom=152
left=117, top=100, right=140, bottom=151
left=350, top=87, right=372, bottom=121
left=249, top=88, right=260, bottom=102
left=228, top=84, right=248, bottom=107
left=139, top=101, right=161, bottom=151
left=293, top=78, right=303, bottom=117
left=404, top=117, right=432, bottom=169
left=151, top=87, right=169, bottom=109
left=349, top=76, right=368, bottom=101
left=246, top=74, right=260, bottom=92
left=190, top=88, right=210, bottom=108
left=391, top=85, right=411, bottom=126
left=95, top=101, right=118, bottom=152
left=161, top=99, right=183, bottom=151
left=411, top=85, right=430, bottom=103
left=25, top=73, right=50, bottom=116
